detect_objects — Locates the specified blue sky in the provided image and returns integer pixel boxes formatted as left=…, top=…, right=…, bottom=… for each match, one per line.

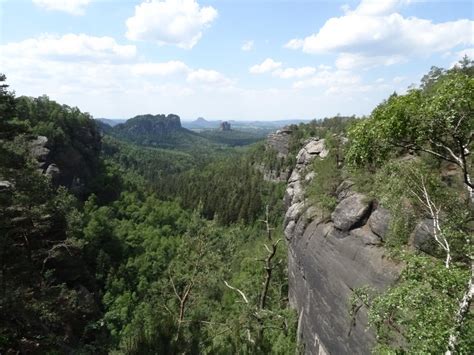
left=0, top=0, right=473, bottom=120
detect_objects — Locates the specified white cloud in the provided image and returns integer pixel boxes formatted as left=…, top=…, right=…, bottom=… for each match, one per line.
left=32, top=0, right=92, bottom=15
left=186, top=69, right=233, bottom=87
left=392, top=76, right=406, bottom=83
left=350, top=0, right=412, bottom=16
left=335, top=53, right=406, bottom=70
left=1, top=34, right=136, bottom=62
left=293, top=70, right=360, bottom=89
left=272, top=66, right=316, bottom=79
left=249, top=58, right=282, bottom=74
left=285, top=0, right=473, bottom=68
left=125, top=0, right=218, bottom=49
left=284, top=38, right=304, bottom=50
left=132, top=61, right=190, bottom=76
left=241, top=40, right=254, bottom=51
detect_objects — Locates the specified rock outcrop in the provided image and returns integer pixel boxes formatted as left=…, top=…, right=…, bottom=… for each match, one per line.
left=28, top=132, right=101, bottom=196
left=219, top=121, right=231, bottom=131
left=261, top=126, right=294, bottom=182
left=266, top=126, right=293, bottom=158
left=284, top=139, right=401, bottom=354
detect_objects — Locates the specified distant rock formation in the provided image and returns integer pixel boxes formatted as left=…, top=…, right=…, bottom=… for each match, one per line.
left=220, top=121, right=231, bottom=131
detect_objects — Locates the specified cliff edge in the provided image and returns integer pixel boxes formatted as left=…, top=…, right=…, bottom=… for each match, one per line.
left=284, top=138, right=401, bottom=354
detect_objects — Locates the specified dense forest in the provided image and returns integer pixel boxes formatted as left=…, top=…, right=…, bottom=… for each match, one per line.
left=1, top=57, right=473, bottom=354
left=0, top=73, right=298, bottom=353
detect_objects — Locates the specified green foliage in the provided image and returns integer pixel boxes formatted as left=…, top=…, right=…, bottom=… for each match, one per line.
left=368, top=254, right=469, bottom=353
left=199, top=128, right=265, bottom=146
left=346, top=60, right=473, bottom=200
left=341, top=63, right=473, bottom=354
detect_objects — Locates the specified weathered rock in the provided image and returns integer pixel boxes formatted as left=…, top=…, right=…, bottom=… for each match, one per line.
left=285, top=138, right=400, bottom=354
left=29, top=136, right=50, bottom=162
left=285, top=201, right=305, bottom=226
left=296, top=138, right=327, bottom=165
left=45, top=163, right=61, bottom=180
left=0, top=180, right=13, bottom=192
left=412, top=219, right=439, bottom=256
left=331, top=193, right=372, bottom=231
left=266, top=126, right=292, bottom=158
left=305, top=140, right=326, bottom=155
left=288, top=218, right=400, bottom=355
left=351, top=227, right=382, bottom=246
left=335, top=180, right=355, bottom=201
left=304, top=171, right=316, bottom=182
left=368, top=207, right=391, bottom=240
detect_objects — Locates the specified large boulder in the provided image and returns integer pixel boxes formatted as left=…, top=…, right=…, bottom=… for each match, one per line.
left=332, top=193, right=372, bottom=231
left=412, top=219, right=439, bottom=256
left=368, top=207, right=391, bottom=240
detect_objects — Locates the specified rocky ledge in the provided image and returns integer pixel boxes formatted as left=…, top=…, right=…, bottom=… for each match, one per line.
left=284, top=139, right=401, bottom=354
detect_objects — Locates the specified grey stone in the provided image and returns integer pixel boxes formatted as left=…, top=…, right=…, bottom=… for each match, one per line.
left=351, top=227, right=382, bottom=246
left=266, top=127, right=292, bottom=158
left=331, top=193, right=372, bottom=231
left=305, top=139, right=326, bottom=155
left=29, top=136, right=50, bottom=162
left=335, top=180, right=355, bottom=201
left=412, top=219, right=439, bottom=256
left=368, top=207, right=391, bottom=240
left=0, top=180, right=13, bottom=191
left=45, top=163, right=60, bottom=180
left=288, top=214, right=400, bottom=355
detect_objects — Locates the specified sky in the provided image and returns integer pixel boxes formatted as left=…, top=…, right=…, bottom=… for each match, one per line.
left=0, top=0, right=473, bottom=121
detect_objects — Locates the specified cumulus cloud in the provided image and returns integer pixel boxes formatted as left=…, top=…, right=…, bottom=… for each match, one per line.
left=285, top=0, right=473, bottom=68
left=249, top=58, right=282, bottom=74
left=293, top=70, right=360, bottom=89
left=132, top=61, right=190, bottom=76
left=126, top=0, right=218, bottom=49
left=335, top=53, right=406, bottom=70
left=186, top=69, right=233, bottom=87
left=272, top=66, right=316, bottom=79
left=32, top=0, right=92, bottom=15
left=1, top=34, right=136, bottom=62
left=241, top=40, right=254, bottom=51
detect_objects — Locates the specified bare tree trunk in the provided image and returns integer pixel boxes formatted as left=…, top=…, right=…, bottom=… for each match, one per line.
left=257, top=206, right=281, bottom=341
left=410, top=174, right=452, bottom=268
left=446, top=261, right=474, bottom=354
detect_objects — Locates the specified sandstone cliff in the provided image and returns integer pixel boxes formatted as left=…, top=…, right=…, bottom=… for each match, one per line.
left=283, top=139, right=401, bottom=354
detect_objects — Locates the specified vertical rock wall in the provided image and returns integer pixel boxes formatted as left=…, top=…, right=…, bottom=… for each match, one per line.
left=284, top=139, right=401, bottom=354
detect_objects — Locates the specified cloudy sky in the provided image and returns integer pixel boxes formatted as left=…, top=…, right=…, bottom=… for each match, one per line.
left=0, top=0, right=472, bottom=120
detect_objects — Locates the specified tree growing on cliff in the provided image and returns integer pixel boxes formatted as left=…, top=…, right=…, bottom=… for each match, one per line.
left=346, top=63, right=473, bottom=202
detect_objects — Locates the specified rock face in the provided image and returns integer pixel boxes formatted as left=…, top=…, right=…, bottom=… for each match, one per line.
left=260, top=126, right=294, bottom=182
left=266, top=126, right=293, bottom=158
left=28, top=131, right=101, bottom=197
left=284, top=139, right=401, bottom=354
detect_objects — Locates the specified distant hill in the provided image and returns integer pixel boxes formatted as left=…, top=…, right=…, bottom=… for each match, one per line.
left=182, top=118, right=311, bottom=132
left=110, top=114, right=215, bottom=150
left=96, top=118, right=127, bottom=126
left=182, top=117, right=220, bottom=130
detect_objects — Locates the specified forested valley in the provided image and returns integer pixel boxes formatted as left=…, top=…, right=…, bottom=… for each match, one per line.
left=1, top=57, right=473, bottom=354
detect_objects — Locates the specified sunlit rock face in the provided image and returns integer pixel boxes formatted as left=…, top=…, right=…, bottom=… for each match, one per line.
left=284, top=139, right=401, bottom=355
